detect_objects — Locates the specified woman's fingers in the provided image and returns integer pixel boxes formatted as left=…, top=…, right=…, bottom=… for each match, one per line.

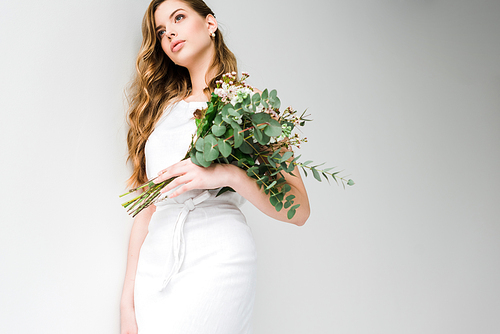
left=155, top=160, right=191, bottom=183
left=160, top=174, right=191, bottom=194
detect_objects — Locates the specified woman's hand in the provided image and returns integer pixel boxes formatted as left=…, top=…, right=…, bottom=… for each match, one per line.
left=155, top=159, right=235, bottom=198
left=120, top=306, right=138, bottom=334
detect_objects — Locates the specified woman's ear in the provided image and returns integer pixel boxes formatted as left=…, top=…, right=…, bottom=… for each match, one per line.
left=206, top=14, right=218, bottom=35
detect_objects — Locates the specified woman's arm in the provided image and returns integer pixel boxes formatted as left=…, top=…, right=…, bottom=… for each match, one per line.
left=156, top=159, right=310, bottom=226
left=226, top=163, right=310, bottom=226
left=120, top=204, right=156, bottom=333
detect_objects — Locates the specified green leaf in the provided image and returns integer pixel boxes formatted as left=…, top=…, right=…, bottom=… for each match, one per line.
left=196, top=151, right=211, bottom=167
left=269, top=89, right=277, bottom=99
left=253, top=126, right=270, bottom=145
left=347, top=179, right=355, bottom=186
left=195, top=137, right=205, bottom=152
left=312, top=168, right=322, bottom=182
left=292, top=154, right=302, bottom=163
left=263, top=119, right=282, bottom=137
left=284, top=201, right=293, bottom=209
left=218, top=139, right=232, bottom=158
left=269, top=195, right=279, bottom=206
left=280, top=151, right=293, bottom=162
left=252, top=93, right=261, bottom=105
left=261, top=89, right=268, bottom=101
left=203, top=134, right=219, bottom=161
left=212, top=124, right=226, bottom=137
left=271, top=96, right=281, bottom=109
left=222, top=103, right=233, bottom=117
left=286, top=195, right=296, bottom=201
left=274, top=201, right=283, bottom=212
left=301, top=167, right=308, bottom=177
left=232, top=123, right=243, bottom=148
left=190, top=150, right=201, bottom=166
left=287, top=204, right=300, bottom=220
left=239, top=141, right=254, bottom=154
left=302, top=160, right=313, bottom=166
left=265, top=180, right=277, bottom=190
left=246, top=166, right=259, bottom=177
left=228, top=107, right=240, bottom=117
left=216, top=186, right=235, bottom=196
left=261, top=99, right=268, bottom=108
left=252, top=112, right=272, bottom=124
left=283, top=184, right=291, bottom=193
left=224, top=127, right=234, bottom=139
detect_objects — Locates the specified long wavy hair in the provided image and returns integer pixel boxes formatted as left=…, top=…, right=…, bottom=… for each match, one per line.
left=126, top=0, right=237, bottom=187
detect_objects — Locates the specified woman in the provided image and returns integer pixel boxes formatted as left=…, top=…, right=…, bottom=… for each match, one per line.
left=120, top=0, right=310, bottom=333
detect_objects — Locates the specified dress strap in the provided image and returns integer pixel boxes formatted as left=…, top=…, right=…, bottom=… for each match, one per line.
left=159, top=190, right=211, bottom=291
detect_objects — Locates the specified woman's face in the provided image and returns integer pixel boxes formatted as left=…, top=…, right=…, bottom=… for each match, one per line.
left=154, top=0, right=216, bottom=68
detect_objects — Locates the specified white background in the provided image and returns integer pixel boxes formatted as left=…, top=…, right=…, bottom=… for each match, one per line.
left=1, top=0, right=499, bottom=333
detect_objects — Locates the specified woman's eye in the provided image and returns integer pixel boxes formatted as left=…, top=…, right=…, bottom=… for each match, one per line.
left=158, top=30, right=166, bottom=38
left=175, top=14, right=185, bottom=22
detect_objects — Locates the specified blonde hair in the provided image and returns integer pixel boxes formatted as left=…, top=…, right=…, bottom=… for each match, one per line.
left=126, top=0, right=238, bottom=186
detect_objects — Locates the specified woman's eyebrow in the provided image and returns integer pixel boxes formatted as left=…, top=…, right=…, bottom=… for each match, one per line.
left=156, top=8, right=184, bottom=32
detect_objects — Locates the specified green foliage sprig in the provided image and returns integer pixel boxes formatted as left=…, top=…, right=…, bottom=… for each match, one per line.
left=121, top=72, right=353, bottom=218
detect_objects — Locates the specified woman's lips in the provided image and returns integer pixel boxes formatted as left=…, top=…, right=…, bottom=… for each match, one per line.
left=171, top=40, right=185, bottom=52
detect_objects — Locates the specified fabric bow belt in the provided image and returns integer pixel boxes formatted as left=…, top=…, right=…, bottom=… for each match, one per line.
left=159, top=190, right=211, bottom=291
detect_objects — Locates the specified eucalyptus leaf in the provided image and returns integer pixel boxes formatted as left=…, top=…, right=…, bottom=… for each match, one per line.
left=216, top=186, right=236, bottom=196
left=204, top=134, right=219, bottom=161
left=261, top=89, right=268, bottom=101
left=196, top=151, right=211, bottom=167
left=280, top=151, right=293, bottom=162
left=239, top=141, right=254, bottom=154
left=218, top=139, right=232, bottom=158
left=246, top=166, right=259, bottom=177
left=212, top=124, right=226, bottom=137
left=195, top=137, right=205, bottom=152
left=312, top=168, right=321, bottom=182
left=190, top=150, right=201, bottom=166
left=232, top=123, right=243, bottom=148
left=224, top=127, right=234, bottom=139
left=272, top=96, right=281, bottom=109
left=252, top=113, right=272, bottom=124
left=274, top=201, right=283, bottom=212
left=252, top=93, right=261, bottom=105
left=265, top=180, right=277, bottom=190
left=263, top=119, right=282, bottom=137
left=222, top=103, right=233, bottom=117
left=228, top=107, right=240, bottom=117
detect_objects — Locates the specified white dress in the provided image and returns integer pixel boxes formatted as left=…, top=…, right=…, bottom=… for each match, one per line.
left=134, top=100, right=257, bottom=334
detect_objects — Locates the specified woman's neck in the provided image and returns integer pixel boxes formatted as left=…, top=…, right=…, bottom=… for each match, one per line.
left=185, top=48, right=216, bottom=102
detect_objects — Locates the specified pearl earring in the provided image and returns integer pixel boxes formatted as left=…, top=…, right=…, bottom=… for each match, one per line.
left=211, top=31, right=216, bottom=38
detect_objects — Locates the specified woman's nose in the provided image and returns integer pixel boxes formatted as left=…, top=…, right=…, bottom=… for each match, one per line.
left=167, top=30, right=177, bottom=39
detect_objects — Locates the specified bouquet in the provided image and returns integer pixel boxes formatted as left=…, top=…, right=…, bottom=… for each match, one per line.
left=121, top=72, right=353, bottom=219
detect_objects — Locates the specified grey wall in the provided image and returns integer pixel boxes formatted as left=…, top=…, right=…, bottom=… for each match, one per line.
left=1, top=1, right=499, bottom=333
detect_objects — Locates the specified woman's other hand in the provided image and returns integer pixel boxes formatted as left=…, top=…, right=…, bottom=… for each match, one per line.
left=155, top=159, right=234, bottom=198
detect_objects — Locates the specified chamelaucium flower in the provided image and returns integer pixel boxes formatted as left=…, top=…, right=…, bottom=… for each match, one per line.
left=120, top=72, right=353, bottom=219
